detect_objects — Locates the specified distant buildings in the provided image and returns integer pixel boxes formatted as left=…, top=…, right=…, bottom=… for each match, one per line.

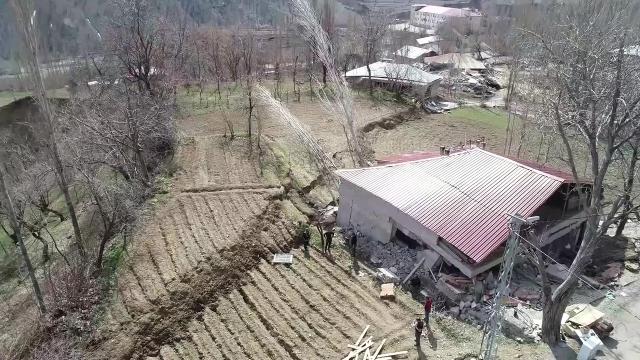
left=410, top=4, right=483, bottom=29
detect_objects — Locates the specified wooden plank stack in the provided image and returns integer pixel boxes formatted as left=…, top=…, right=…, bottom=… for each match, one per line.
left=342, top=325, right=408, bottom=360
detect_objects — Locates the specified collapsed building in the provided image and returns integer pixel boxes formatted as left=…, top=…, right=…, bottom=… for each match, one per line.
left=345, top=61, right=443, bottom=99
left=335, top=148, right=591, bottom=278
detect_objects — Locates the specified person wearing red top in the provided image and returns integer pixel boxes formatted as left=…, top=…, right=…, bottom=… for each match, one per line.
left=424, top=296, right=433, bottom=325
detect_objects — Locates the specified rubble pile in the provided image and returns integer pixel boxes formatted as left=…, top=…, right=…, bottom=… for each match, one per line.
left=356, top=237, right=432, bottom=282
left=441, top=71, right=502, bottom=98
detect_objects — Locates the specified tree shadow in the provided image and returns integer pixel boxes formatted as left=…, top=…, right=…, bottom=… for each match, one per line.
left=417, top=344, right=427, bottom=360
left=549, top=342, right=577, bottom=360
left=427, top=329, right=437, bottom=350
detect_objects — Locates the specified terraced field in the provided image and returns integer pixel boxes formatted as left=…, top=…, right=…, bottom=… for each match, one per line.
left=92, top=96, right=549, bottom=360
left=150, top=248, right=420, bottom=360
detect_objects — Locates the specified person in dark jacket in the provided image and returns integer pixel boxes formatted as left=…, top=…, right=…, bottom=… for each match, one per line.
left=349, top=230, right=358, bottom=257
left=415, top=317, right=425, bottom=346
left=297, top=222, right=311, bottom=253
left=324, top=228, right=334, bottom=254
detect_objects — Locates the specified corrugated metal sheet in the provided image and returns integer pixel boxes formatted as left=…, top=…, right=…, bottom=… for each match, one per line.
left=336, top=148, right=564, bottom=263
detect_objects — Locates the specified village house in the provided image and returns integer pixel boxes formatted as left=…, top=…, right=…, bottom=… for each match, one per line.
left=410, top=4, right=483, bottom=30
left=394, top=45, right=438, bottom=62
left=344, top=61, right=443, bottom=98
left=335, top=148, right=591, bottom=278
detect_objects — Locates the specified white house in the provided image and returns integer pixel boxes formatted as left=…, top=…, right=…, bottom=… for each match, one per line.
left=395, top=45, right=437, bottom=61
left=410, top=5, right=483, bottom=29
left=345, top=61, right=443, bottom=97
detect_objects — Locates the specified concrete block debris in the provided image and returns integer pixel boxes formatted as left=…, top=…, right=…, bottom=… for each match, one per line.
left=272, top=253, right=293, bottom=264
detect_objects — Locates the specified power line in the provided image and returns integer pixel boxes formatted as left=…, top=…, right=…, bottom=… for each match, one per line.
left=514, top=231, right=640, bottom=322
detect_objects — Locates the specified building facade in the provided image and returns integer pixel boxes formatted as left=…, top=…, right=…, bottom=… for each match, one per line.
left=410, top=5, right=483, bottom=29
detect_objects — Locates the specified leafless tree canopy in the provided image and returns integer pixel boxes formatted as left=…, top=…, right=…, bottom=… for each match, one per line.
left=519, top=0, right=640, bottom=344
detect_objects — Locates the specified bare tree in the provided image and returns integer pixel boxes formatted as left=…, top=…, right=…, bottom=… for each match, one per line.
left=203, top=28, right=225, bottom=101
left=240, top=31, right=257, bottom=141
left=11, top=0, right=86, bottom=260
left=290, top=0, right=372, bottom=166
left=107, top=0, right=162, bottom=95
left=0, top=162, right=46, bottom=314
left=521, top=0, right=640, bottom=344
left=224, top=33, right=242, bottom=83
left=358, top=8, right=388, bottom=97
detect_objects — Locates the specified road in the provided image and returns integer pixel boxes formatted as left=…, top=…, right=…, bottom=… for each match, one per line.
left=596, top=278, right=640, bottom=359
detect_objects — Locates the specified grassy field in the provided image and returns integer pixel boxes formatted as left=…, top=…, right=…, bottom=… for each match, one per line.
left=0, top=88, right=70, bottom=108
left=446, top=107, right=513, bottom=131
left=0, top=91, right=30, bottom=108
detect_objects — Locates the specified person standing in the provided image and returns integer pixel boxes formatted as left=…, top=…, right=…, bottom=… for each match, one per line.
left=297, top=222, right=311, bottom=253
left=414, top=317, right=425, bottom=347
left=424, top=296, right=433, bottom=326
left=324, top=228, right=334, bottom=254
left=350, top=230, right=358, bottom=257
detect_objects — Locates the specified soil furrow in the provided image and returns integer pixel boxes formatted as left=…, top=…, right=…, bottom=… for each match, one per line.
left=159, top=216, right=194, bottom=275
left=159, top=345, right=181, bottom=360
left=284, top=256, right=373, bottom=331
left=304, top=250, right=403, bottom=322
left=227, top=289, right=293, bottom=360
left=192, top=195, right=227, bottom=250
left=202, top=307, right=249, bottom=359
left=169, top=213, right=200, bottom=267
left=187, top=194, right=221, bottom=253
left=175, top=341, right=200, bottom=360
left=139, top=244, right=170, bottom=293
left=179, top=195, right=215, bottom=256
left=216, top=297, right=268, bottom=360
left=238, top=285, right=307, bottom=360
left=144, top=228, right=178, bottom=284
left=202, top=195, right=236, bottom=248
left=157, top=219, right=189, bottom=277
left=213, top=194, right=245, bottom=241
left=120, top=267, right=152, bottom=307
left=269, top=258, right=358, bottom=339
left=248, top=270, right=328, bottom=358
left=128, top=264, right=164, bottom=303
left=188, top=322, right=228, bottom=360
left=256, top=263, right=343, bottom=356
left=174, top=202, right=206, bottom=263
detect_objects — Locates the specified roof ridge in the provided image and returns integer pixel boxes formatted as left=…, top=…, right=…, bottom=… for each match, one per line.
left=475, top=149, right=566, bottom=182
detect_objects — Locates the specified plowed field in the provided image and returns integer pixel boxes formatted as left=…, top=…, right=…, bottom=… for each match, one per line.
left=91, top=95, right=549, bottom=360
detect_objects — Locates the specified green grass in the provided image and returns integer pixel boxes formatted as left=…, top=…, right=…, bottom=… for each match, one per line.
left=0, top=88, right=70, bottom=108
left=446, top=107, right=514, bottom=131
left=0, top=91, right=30, bottom=108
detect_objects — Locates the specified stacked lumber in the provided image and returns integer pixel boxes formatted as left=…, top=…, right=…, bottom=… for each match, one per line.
left=342, top=325, right=408, bottom=360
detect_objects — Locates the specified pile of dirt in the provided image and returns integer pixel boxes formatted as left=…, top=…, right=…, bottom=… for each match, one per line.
left=362, top=109, right=420, bottom=133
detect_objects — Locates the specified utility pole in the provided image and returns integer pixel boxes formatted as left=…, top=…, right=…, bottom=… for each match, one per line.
left=479, top=214, right=538, bottom=360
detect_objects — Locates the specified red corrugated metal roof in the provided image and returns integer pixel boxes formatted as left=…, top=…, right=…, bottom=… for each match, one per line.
left=377, top=150, right=587, bottom=183
left=337, top=148, right=564, bottom=263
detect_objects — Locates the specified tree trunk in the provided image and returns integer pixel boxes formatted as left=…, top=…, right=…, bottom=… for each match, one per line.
left=616, top=144, right=638, bottom=236
left=541, top=286, right=574, bottom=344
left=366, top=63, right=373, bottom=96
left=0, top=167, right=47, bottom=314
left=322, top=64, right=327, bottom=86
left=56, top=160, right=86, bottom=259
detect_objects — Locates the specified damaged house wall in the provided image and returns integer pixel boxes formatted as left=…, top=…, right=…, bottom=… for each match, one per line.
left=336, top=149, right=593, bottom=279
left=337, top=179, right=486, bottom=276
